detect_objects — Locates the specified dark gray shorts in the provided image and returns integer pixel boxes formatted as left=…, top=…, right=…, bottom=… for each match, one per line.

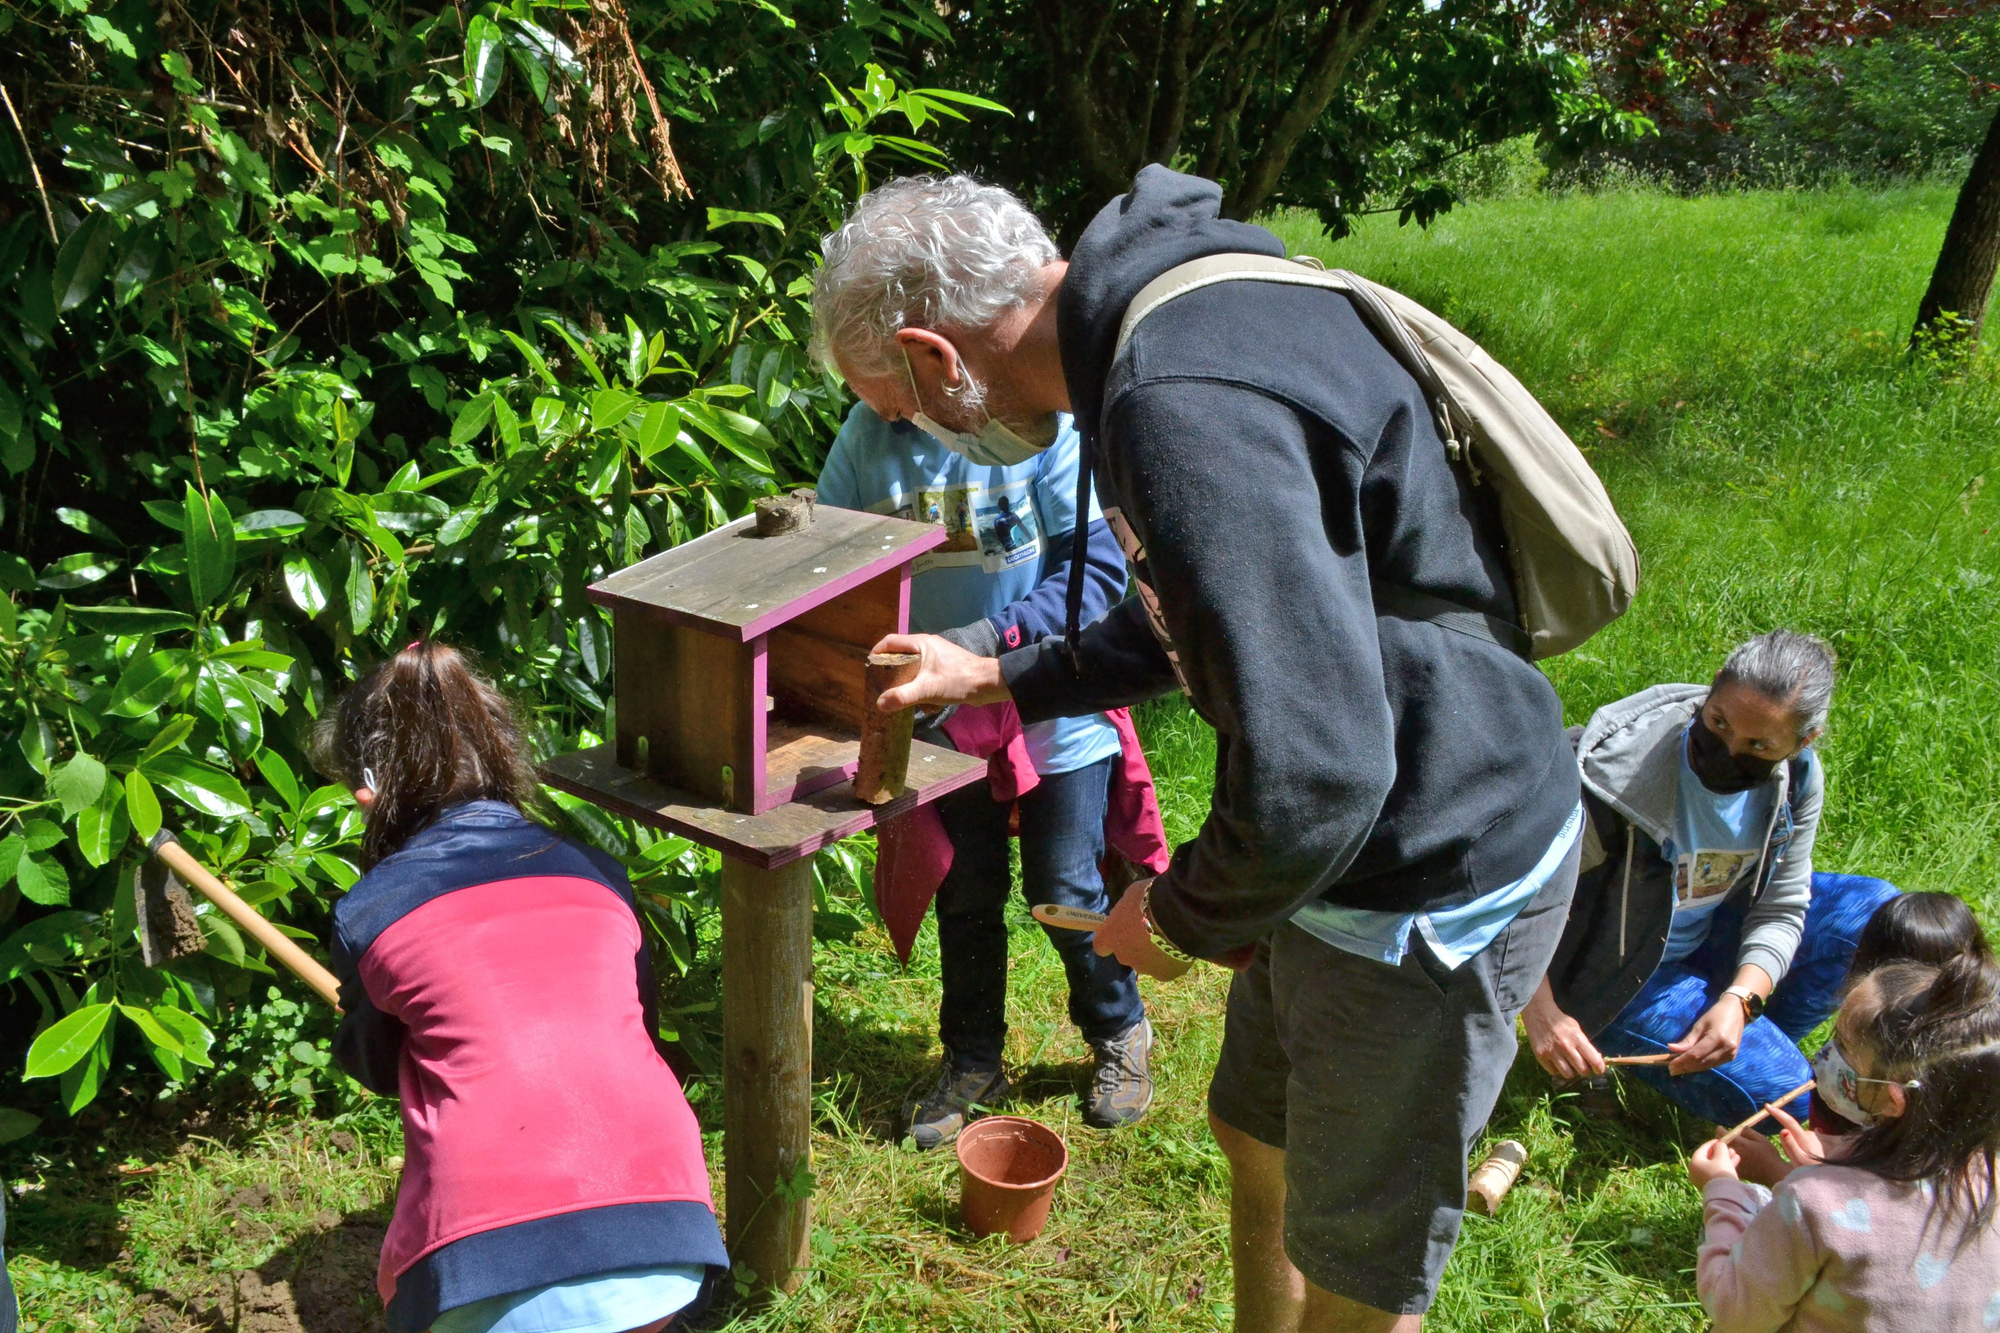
left=1208, top=843, right=1579, bottom=1315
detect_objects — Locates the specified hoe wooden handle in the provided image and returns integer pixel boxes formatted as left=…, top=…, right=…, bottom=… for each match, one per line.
left=152, top=832, right=344, bottom=1011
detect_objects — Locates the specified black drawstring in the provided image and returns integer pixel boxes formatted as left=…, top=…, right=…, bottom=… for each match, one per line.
left=1064, top=429, right=1092, bottom=656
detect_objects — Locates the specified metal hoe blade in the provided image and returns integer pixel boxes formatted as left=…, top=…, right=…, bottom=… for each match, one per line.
left=134, top=857, right=206, bottom=968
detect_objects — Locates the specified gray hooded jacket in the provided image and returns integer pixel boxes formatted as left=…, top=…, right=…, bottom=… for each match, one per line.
left=1546, top=684, right=1821, bottom=1036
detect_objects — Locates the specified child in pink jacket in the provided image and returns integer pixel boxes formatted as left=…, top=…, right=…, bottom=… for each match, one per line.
left=1688, top=955, right=2000, bottom=1332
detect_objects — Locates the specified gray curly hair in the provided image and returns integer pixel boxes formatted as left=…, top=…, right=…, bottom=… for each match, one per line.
left=1714, top=628, right=1838, bottom=739
left=810, top=175, right=1060, bottom=379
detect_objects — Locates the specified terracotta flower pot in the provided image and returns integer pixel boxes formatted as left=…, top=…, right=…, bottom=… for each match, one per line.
left=955, top=1115, right=1068, bottom=1243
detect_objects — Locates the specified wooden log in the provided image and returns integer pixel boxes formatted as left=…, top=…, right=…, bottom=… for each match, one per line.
left=753, top=488, right=816, bottom=536
left=853, top=652, right=920, bottom=804
left=1466, top=1139, right=1528, bottom=1216
left=721, top=855, right=815, bottom=1298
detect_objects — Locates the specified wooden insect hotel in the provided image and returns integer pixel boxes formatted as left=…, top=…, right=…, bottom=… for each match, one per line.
left=542, top=493, right=986, bottom=1297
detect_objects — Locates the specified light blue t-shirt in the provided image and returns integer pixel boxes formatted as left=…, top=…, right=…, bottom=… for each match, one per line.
left=1659, top=726, right=1777, bottom=964
left=431, top=1265, right=705, bottom=1333
left=1291, top=800, right=1584, bottom=969
left=816, top=404, right=1123, bottom=776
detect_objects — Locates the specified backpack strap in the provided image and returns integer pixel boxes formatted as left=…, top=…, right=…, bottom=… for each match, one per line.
left=1064, top=253, right=1531, bottom=658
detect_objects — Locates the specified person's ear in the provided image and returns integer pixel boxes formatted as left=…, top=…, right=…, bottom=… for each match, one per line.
left=353, top=786, right=375, bottom=810
left=1880, top=1081, right=1910, bottom=1119
left=895, top=328, right=963, bottom=392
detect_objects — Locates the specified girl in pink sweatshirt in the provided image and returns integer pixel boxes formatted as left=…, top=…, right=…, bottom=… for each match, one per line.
left=1688, top=955, right=2000, bottom=1332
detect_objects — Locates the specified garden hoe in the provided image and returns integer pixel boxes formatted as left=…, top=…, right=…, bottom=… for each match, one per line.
left=136, top=829, right=344, bottom=1011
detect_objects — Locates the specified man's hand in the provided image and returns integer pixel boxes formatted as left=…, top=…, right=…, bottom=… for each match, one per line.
left=1522, top=978, right=1607, bottom=1081
left=1668, top=997, right=1748, bottom=1076
left=868, top=633, right=1011, bottom=711
left=1688, top=1138, right=1742, bottom=1189
left=1092, top=878, right=1193, bottom=981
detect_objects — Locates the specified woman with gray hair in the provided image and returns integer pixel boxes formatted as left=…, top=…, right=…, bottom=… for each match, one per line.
left=1529, top=629, right=1900, bottom=1158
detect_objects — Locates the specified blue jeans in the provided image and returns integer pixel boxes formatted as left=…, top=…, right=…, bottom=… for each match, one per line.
left=1597, top=872, right=1901, bottom=1128
left=933, top=757, right=1144, bottom=1070
left=2, top=1187, right=15, bottom=1333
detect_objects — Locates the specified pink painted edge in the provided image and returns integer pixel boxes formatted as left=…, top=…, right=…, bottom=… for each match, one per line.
left=746, top=635, right=768, bottom=813
left=540, top=756, right=987, bottom=871
left=761, top=761, right=857, bottom=808
left=586, top=524, right=948, bottom=643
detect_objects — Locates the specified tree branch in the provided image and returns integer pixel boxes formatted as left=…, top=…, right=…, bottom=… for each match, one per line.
left=1224, top=0, right=1393, bottom=218
left=0, top=83, right=60, bottom=250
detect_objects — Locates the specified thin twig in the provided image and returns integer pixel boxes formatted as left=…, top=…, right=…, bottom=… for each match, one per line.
left=0, top=83, right=60, bottom=250
left=1715, top=1078, right=1815, bottom=1146
left=1606, top=1053, right=1674, bottom=1066
left=615, top=2, right=689, bottom=199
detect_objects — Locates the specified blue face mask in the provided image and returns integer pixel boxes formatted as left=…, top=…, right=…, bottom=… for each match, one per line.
left=901, top=350, right=1057, bottom=468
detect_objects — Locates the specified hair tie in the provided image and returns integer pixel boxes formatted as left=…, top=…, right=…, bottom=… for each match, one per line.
left=406, top=640, right=423, bottom=653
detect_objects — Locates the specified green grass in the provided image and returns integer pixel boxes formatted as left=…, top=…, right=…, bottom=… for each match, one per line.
left=10, top=182, right=1999, bottom=1332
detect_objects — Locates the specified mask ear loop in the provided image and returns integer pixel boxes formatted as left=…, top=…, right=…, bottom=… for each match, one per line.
left=361, top=767, right=378, bottom=792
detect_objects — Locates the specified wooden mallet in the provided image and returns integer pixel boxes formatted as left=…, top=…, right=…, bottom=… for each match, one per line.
left=137, top=829, right=343, bottom=1011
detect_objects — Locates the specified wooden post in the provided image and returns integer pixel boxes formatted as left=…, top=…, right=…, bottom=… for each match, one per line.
left=853, top=652, right=920, bottom=804
left=721, top=855, right=816, bottom=1297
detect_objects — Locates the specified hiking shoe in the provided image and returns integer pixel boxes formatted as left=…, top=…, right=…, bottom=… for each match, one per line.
left=1085, top=1017, right=1154, bottom=1129
left=904, top=1059, right=1010, bottom=1151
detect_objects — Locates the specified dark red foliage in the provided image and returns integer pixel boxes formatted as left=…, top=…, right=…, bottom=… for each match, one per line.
left=1568, top=0, right=1995, bottom=130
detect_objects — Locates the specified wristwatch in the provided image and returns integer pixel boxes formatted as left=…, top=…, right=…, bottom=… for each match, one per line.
left=1139, top=881, right=1198, bottom=966
left=1724, top=984, right=1766, bottom=1021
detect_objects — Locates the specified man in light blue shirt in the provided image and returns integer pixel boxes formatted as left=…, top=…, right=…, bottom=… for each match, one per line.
left=819, top=403, right=1152, bottom=1148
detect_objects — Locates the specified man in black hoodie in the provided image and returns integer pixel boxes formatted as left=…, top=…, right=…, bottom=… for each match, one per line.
left=813, top=169, right=1582, bottom=1330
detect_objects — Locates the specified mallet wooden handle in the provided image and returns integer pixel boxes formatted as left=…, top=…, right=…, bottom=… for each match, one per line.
left=1031, top=903, right=1108, bottom=931
left=151, top=832, right=344, bottom=1011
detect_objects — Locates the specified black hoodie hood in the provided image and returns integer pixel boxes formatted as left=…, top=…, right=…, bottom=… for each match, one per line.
left=1056, top=166, right=1285, bottom=441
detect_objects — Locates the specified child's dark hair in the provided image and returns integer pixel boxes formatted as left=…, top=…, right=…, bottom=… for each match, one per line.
left=1840, top=956, right=2000, bottom=1234
left=1851, top=892, right=1993, bottom=976
left=313, top=642, right=539, bottom=868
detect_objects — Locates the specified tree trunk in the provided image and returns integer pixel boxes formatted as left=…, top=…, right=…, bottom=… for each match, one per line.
left=1144, top=0, right=1200, bottom=164
left=1033, top=0, right=1136, bottom=205
left=1914, top=104, right=2000, bottom=349
left=1222, top=0, right=1392, bottom=219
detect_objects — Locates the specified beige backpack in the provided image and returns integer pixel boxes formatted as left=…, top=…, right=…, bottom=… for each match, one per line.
left=1112, top=253, right=1640, bottom=660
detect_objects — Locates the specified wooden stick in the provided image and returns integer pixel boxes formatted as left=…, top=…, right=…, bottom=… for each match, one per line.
left=1715, top=1079, right=1815, bottom=1146
left=1606, top=1053, right=1675, bottom=1066
left=152, top=834, right=344, bottom=1011
left=854, top=653, right=920, bottom=804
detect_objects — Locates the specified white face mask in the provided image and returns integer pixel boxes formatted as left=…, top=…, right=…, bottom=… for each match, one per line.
left=901, top=349, right=1057, bottom=468
left=1809, top=1036, right=1919, bottom=1125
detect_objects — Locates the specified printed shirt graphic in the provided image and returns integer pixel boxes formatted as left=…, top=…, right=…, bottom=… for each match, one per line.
left=1660, top=726, right=1776, bottom=964
left=816, top=405, right=1121, bottom=776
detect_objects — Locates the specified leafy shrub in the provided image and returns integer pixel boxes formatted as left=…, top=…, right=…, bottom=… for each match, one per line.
left=0, top=0, right=995, bottom=1120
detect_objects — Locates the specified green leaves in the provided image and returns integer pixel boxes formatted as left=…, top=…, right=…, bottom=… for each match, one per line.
left=25, top=1003, right=113, bottom=1078
left=182, top=483, right=238, bottom=609
left=54, top=212, right=117, bottom=312
left=124, top=770, right=162, bottom=842
left=142, top=753, right=252, bottom=819
left=284, top=554, right=330, bottom=617
left=50, top=752, right=108, bottom=819
left=106, top=650, right=189, bottom=717
left=464, top=13, right=507, bottom=107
